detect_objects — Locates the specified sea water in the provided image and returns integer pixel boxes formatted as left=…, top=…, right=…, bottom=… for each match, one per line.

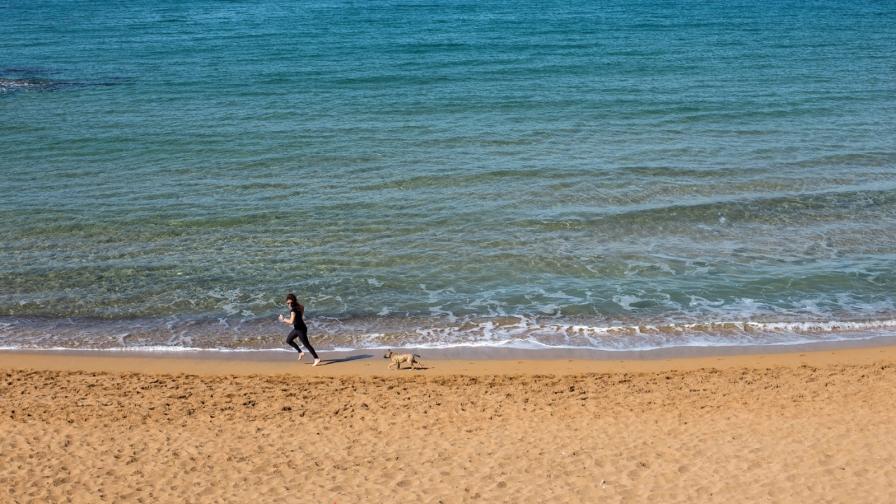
left=2, top=0, right=895, bottom=351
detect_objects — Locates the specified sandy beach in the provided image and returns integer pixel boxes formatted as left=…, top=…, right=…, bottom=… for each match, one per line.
left=2, top=346, right=895, bottom=503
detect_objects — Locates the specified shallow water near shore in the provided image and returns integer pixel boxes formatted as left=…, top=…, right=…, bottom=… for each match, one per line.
left=2, top=1, right=896, bottom=352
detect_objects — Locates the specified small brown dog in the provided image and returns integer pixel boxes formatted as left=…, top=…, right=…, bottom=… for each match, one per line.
left=383, top=350, right=423, bottom=370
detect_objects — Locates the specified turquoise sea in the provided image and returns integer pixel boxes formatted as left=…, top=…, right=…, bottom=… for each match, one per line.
left=2, top=0, right=896, bottom=351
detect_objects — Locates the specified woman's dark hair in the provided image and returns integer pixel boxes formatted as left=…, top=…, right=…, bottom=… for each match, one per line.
left=286, top=293, right=298, bottom=306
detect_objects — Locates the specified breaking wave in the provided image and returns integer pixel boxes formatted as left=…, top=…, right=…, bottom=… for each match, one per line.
left=2, top=315, right=896, bottom=353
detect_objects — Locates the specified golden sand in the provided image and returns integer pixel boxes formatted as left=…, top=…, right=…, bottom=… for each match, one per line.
left=2, top=347, right=896, bottom=502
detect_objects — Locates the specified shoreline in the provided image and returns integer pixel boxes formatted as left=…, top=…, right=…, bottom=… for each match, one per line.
left=4, top=316, right=896, bottom=357
left=2, top=331, right=894, bottom=361
left=3, top=339, right=896, bottom=376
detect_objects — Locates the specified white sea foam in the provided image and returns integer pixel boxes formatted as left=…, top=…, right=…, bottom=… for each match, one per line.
left=3, top=315, right=896, bottom=353
left=1, top=326, right=895, bottom=354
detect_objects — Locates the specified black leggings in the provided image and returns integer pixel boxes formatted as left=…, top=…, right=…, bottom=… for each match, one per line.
left=286, top=327, right=318, bottom=359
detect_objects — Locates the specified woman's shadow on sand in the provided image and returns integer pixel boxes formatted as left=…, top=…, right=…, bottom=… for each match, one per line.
left=316, top=354, right=373, bottom=366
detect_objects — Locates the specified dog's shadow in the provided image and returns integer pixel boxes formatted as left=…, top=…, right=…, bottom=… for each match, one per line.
left=319, top=354, right=373, bottom=366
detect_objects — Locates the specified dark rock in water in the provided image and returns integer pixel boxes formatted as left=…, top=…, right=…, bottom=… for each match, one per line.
left=2, top=66, right=54, bottom=74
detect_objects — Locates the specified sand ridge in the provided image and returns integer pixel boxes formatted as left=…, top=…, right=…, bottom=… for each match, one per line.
left=2, top=351, right=896, bottom=502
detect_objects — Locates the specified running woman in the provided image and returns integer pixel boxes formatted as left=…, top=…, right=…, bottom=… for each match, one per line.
left=278, top=293, right=320, bottom=366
